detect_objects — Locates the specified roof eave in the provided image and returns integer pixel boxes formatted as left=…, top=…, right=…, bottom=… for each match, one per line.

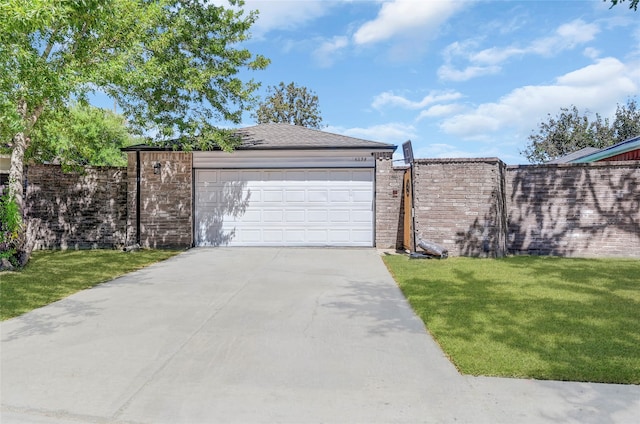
left=572, top=137, right=640, bottom=163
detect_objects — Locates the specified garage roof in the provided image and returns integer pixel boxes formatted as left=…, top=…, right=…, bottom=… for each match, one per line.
left=233, top=123, right=396, bottom=151
left=123, top=123, right=397, bottom=152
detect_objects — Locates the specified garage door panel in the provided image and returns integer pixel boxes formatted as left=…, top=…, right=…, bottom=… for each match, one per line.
left=351, top=229, right=373, bottom=243
left=195, top=169, right=373, bottom=246
left=263, top=229, right=284, bottom=242
left=307, top=229, right=328, bottom=243
left=220, top=170, right=242, bottom=182
left=307, top=210, right=328, bottom=222
left=286, top=190, right=305, bottom=202
left=352, top=210, right=373, bottom=223
left=308, top=190, right=328, bottom=202
left=238, top=209, right=261, bottom=223
left=285, top=210, right=305, bottom=222
left=330, top=190, right=350, bottom=202
left=351, top=189, right=373, bottom=203
left=329, top=210, right=350, bottom=222
left=263, top=210, right=283, bottom=223
left=352, top=170, right=372, bottom=181
left=328, top=229, right=350, bottom=242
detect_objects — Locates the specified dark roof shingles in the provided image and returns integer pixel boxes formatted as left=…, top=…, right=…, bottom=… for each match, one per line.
left=233, top=123, right=395, bottom=150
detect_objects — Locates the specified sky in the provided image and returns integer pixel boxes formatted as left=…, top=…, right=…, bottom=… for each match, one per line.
left=92, top=0, right=639, bottom=164
left=228, top=0, right=640, bottom=164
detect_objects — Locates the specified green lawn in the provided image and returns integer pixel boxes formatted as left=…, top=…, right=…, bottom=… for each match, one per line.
left=0, top=249, right=181, bottom=321
left=383, top=255, right=640, bottom=384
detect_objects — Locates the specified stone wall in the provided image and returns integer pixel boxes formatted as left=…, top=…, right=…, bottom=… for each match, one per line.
left=411, top=158, right=507, bottom=257
left=374, top=152, right=405, bottom=249
left=506, top=162, right=639, bottom=257
left=25, top=165, right=128, bottom=249
left=127, top=151, right=193, bottom=248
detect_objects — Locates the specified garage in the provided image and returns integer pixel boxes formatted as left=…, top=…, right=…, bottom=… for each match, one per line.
left=192, top=123, right=395, bottom=247
left=194, top=168, right=373, bottom=246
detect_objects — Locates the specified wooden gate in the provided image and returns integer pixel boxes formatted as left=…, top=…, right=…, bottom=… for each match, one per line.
left=403, top=167, right=413, bottom=251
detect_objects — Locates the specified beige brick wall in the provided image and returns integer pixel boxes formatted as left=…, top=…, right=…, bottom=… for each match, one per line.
left=25, top=164, right=128, bottom=249
left=127, top=151, right=193, bottom=248
left=506, top=162, right=640, bottom=258
left=412, top=158, right=507, bottom=257
left=374, top=152, right=405, bottom=249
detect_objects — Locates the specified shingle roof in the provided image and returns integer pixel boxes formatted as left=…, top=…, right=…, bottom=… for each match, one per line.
left=546, top=147, right=600, bottom=164
left=233, top=123, right=396, bottom=150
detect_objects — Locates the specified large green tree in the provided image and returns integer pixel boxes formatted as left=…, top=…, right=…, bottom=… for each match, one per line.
left=254, top=82, right=323, bottom=129
left=523, top=99, right=640, bottom=164
left=0, top=0, right=269, bottom=264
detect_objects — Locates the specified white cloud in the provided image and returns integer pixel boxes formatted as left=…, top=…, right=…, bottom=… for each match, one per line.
left=529, top=19, right=600, bottom=56
left=439, top=19, right=601, bottom=82
left=313, top=36, right=349, bottom=67
left=326, top=123, right=417, bottom=145
left=416, top=104, right=466, bottom=120
left=238, top=0, right=333, bottom=37
left=372, top=90, right=463, bottom=110
left=353, top=0, right=466, bottom=45
left=439, top=57, right=639, bottom=140
left=583, top=47, right=601, bottom=60
left=437, top=65, right=501, bottom=82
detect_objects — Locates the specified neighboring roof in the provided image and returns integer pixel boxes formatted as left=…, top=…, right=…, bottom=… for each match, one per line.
left=572, top=135, right=640, bottom=163
left=232, top=123, right=396, bottom=151
left=547, top=147, right=600, bottom=164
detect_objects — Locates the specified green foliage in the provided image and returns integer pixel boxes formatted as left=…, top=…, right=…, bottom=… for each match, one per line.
left=0, top=0, right=269, bottom=151
left=0, top=189, right=22, bottom=264
left=1, top=0, right=269, bottom=265
left=523, top=98, right=640, bottom=163
left=607, top=0, right=639, bottom=10
left=254, top=82, right=323, bottom=129
left=384, top=255, right=640, bottom=384
left=0, top=249, right=181, bottom=320
left=25, top=103, right=139, bottom=168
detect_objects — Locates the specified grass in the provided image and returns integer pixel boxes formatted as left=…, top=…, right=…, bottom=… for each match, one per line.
left=0, top=249, right=181, bottom=321
left=383, top=255, right=640, bottom=384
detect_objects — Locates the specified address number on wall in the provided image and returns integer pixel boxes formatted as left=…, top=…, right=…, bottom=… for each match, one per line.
left=354, top=157, right=368, bottom=162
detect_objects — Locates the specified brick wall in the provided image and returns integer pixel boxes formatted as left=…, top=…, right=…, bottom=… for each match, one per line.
left=411, top=158, right=507, bottom=257
left=374, top=152, right=405, bottom=249
left=506, top=162, right=640, bottom=257
left=127, top=151, right=193, bottom=248
left=25, top=165, right=128, bottom=249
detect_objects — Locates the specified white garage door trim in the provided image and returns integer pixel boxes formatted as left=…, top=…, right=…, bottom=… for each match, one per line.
left=194, top=168, right=374, bottom=247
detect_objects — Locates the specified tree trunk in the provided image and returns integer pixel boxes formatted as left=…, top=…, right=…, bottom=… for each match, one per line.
left=8, top=132, right=26, bottom=208
left=8, top=131, right=34, bottom=266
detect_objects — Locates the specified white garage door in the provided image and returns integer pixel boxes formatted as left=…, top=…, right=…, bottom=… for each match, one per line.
left=195, top=169, right=373, bottom=246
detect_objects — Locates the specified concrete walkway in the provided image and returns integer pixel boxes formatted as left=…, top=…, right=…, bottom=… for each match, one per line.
left=1, top=248, right=638, bottom=423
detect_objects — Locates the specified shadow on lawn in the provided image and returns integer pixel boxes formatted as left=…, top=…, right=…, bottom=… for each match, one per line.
left=401, top=258, right=640, bottom=385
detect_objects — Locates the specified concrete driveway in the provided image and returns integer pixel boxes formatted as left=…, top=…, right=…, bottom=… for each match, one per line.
left=1, top=248, right=638, bottom=423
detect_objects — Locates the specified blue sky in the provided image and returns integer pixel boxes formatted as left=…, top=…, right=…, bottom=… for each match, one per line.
left=228, top=0, right=640, bottom=164
left=90, top=1, right=639, bottom=164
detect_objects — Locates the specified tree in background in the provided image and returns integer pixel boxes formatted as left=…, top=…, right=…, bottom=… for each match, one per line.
left=0, top=0, right=269, bottom=265
left=522, top=98, right=640, bottom=164
left=607, top=0, right=639, bottom=10
left=254, top=82, right=323, bottom=129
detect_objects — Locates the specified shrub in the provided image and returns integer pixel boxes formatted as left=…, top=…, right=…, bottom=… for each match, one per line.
left=0, top=188, right=22, bottom=266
